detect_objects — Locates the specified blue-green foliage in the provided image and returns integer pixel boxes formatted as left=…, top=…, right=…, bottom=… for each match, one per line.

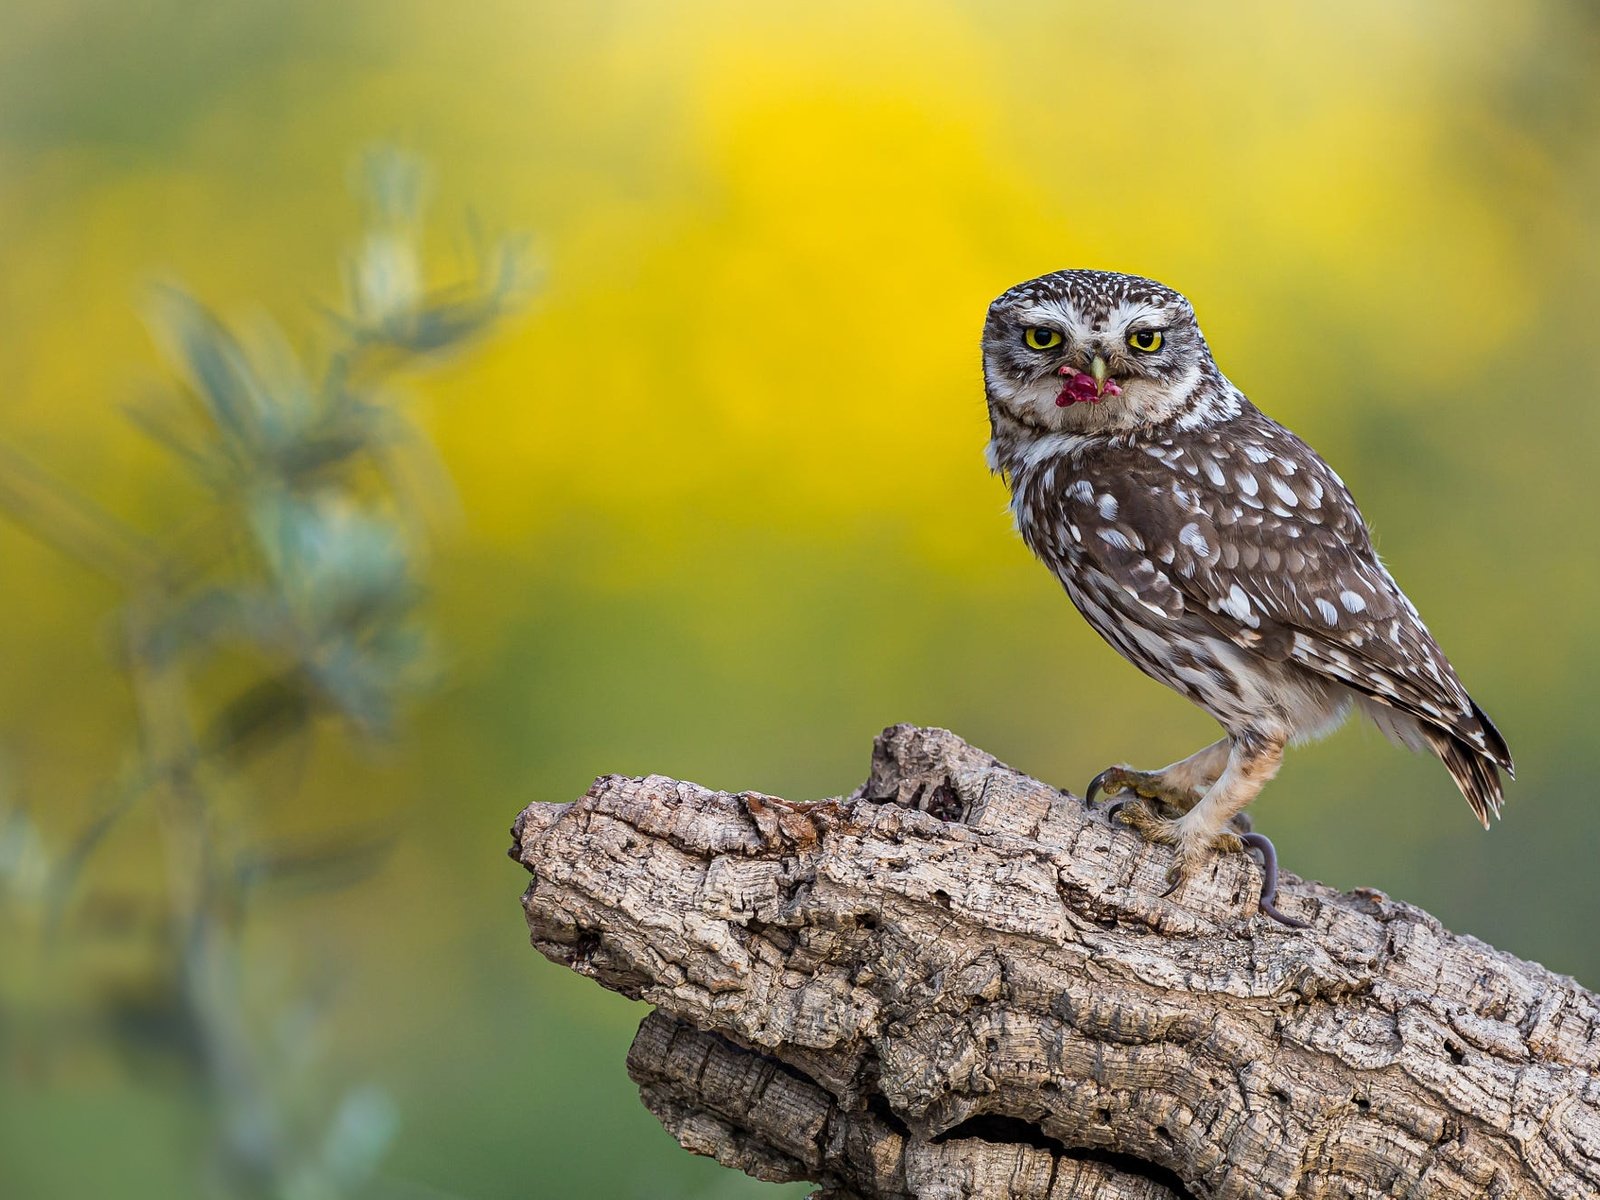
left=0, top=149, right=526, bottom=1200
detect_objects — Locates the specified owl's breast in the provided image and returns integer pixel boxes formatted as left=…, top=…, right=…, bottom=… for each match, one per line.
left=1010, top=446, right=1120, bottom=573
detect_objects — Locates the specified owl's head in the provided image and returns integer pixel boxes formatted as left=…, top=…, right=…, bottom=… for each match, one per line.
left=982, top=270, right=1222, bottom=436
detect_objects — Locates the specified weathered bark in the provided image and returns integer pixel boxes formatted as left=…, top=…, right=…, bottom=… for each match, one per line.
left=509, top=725, right=1600, bottom=1199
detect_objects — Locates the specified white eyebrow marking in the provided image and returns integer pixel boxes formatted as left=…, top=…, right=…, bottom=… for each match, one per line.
left=1013, top=302, right=1089, bottom=341
left=1105, top=299, right=1168, bottom=332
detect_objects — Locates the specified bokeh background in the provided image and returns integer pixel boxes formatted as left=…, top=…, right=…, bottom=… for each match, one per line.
left=2, top=2, right=1598, bottom=1197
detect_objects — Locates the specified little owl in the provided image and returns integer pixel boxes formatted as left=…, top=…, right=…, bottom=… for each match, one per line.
left=982, top=269, right=1512, bottom=925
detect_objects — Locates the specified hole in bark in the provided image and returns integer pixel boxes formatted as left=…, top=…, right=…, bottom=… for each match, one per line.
left=1353, top=1094, right=1371, bottom=1113
left=1154, top=1124, right=1173, bottom=1144
left=1445, top=1040, right=1465, bottom=1065
left=933, top=1114, right=1067, bottom=1155
left=932, top=889, right=953, bottom=909
left=1269, top=1087, right=1291, bottom=1104
left=865, top=1093, right=910, bottom=1138
left=925, top=781, right=963, bottom=821
left=1094, top=1107, right=1111, bottom=1124
left=572, top=930, right=602, bottom=964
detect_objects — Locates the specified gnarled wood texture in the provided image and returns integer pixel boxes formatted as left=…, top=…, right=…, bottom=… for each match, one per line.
left=509, top=725, right=1600, bottom=1199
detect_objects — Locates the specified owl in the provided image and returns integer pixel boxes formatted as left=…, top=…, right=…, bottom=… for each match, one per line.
left=982, top=270, right=1512, bottom=925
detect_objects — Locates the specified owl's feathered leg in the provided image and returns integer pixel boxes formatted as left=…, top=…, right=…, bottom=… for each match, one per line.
left=1112, top=731, right=1302, bottom=925
left=1085, top=738, right=1230, bottom=815
left=1170, top=731, right=1283, bottom=873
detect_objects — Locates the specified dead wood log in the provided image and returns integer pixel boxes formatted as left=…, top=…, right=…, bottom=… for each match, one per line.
left=508, top=725, right=1600, bottom=1199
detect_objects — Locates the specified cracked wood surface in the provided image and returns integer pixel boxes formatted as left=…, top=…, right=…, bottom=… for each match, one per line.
left=509, top=725, right=1600, bottom=1199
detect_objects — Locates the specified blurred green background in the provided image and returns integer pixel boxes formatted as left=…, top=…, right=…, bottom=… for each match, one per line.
left=2, top=1, right=1598, bottom=1197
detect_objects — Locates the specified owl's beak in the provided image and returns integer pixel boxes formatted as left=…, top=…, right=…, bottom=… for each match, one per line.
left=1089, top=354, right=1110, bottom=394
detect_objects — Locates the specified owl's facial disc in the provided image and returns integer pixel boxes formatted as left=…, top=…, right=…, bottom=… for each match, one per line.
left=983, top=270, right=1219, bottom=434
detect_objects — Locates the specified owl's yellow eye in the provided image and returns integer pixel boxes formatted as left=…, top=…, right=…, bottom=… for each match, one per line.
left=1023, top=327, right=1063, bottom=351
left=1127, top=329, right=1164, bottom=353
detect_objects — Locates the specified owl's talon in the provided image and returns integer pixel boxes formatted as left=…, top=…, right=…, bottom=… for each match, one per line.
left=1110, top=796, right=1182, bottom=845
left=1211, top=831, right=1245, bottom=855
left=1086, top=765, right=1196, bottom=814
left=1085, top=766, right=1130, bottom=806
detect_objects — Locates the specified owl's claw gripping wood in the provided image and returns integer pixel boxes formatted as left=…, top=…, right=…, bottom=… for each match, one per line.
left=1085, top=740, right=1230, bottom=815
left=1105, top=794, right=1182, bottom=843
left=1086, top=765, right=1198, bottom=814
left=1111, top=794, right=1243, bottom=885
left=1108, top=793, right=1305, bottom=926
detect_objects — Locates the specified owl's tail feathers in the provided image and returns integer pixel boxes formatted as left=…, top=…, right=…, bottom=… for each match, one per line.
left=1469, top=698, right=1515, bottom=778
left=1425, top=725, right=1507, bottom=829
left=1358, top=692, right=1511, bottom=827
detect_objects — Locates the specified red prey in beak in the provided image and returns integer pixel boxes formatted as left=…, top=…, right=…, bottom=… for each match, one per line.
left=1055, top=354, right=1121, bottom=407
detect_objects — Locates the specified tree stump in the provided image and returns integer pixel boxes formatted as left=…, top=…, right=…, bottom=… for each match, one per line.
left=508, top=725, right=1600, bottom=1199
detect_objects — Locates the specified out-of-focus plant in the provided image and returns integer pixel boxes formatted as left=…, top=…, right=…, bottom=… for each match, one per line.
left=0, top=148, right=529, bottom=1198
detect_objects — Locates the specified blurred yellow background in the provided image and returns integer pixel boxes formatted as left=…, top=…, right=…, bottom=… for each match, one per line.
left=2, top=2, right=1598, bottom=1196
